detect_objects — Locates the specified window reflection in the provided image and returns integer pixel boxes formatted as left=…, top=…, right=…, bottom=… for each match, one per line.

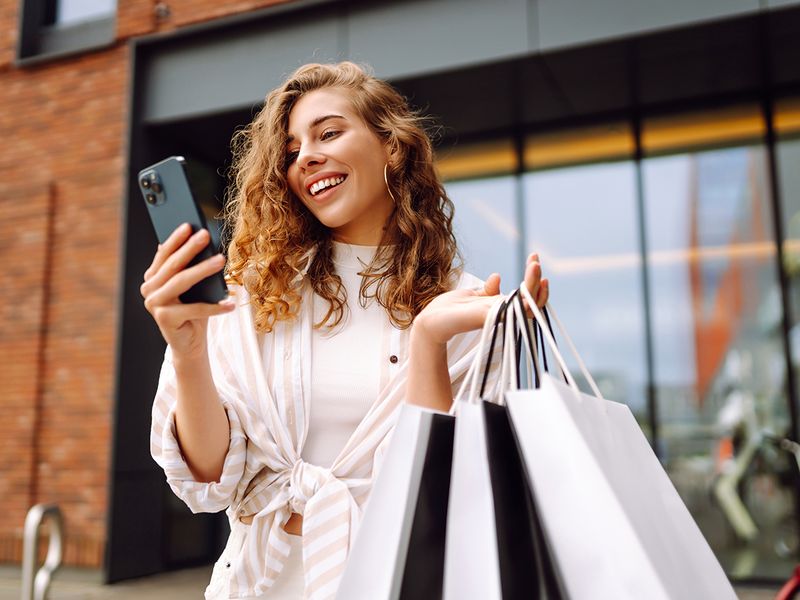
left=524, top=122, right=634, bottom=170
left=52, top=0, right=116, bottom=26
left=446, top=176, right=519, bottom=292
left=437, top=140, right=516, bottom=181
left=644, top=146, right=796, bottom=578
left=523, top=162, right=648, bottom=424
left=441, top=101, right=800, bottom=580
left=776, top=134, right=800, bottom=355
left=642, top=105, right=764, bottom=155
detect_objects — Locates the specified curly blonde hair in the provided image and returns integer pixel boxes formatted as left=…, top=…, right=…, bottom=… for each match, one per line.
left=224, top=62, right=460, bottom=332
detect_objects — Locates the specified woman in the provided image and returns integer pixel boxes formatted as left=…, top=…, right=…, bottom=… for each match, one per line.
left=142, top=62, right=548, bottom=600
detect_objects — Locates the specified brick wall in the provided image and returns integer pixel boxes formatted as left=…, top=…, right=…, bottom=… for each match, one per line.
left=0, top=0, right=292, bottom=569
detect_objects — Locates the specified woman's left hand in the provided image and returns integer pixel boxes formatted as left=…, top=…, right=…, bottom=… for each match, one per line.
left=407, top=253, right=548, bottom=410
left=412, top=253, right=549, bottom=346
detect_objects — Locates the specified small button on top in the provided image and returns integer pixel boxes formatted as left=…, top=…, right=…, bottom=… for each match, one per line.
left=389, top=355, right=398, bottom=364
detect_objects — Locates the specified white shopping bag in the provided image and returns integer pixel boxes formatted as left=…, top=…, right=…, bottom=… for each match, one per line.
left=336, top=403, right=454, bottom=600
left=443, top=399, right=503, bottom=600
left=506, top=285, right=737, bottom=600
left=443, top=296, right=559, bottom=600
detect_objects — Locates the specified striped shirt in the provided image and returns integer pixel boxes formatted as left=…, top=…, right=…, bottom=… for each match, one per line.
left=150, top=271, right=488, bottom=599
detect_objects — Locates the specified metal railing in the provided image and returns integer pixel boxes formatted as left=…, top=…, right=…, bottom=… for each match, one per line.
left=21, top=504, right=63, bottom=600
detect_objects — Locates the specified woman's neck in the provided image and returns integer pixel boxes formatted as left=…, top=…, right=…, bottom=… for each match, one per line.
left=330, top=215, right=397, bottom=246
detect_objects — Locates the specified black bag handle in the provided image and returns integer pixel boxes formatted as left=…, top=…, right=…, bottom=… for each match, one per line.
left=513, top=290, right=540, bottom=388
left=513, top=290, right=568, bottom=388
left=478, top=291, right=516, bottom=399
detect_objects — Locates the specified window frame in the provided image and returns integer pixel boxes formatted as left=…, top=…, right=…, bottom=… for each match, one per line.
left=15, top=0, right=116, bottom=66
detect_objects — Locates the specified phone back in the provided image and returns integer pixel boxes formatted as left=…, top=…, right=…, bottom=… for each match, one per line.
left=139, top=156, right=209, bottom=243
left=138, top=156, right=227, bottom=304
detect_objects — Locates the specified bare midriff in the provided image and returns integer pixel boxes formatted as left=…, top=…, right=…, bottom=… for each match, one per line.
left=240, top=511, right=303, bottom=536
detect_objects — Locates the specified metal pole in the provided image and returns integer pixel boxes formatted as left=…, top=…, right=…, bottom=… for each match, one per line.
left=21, top=504, right=64, bottom=600
left=625, top=39, right=660, bottom=451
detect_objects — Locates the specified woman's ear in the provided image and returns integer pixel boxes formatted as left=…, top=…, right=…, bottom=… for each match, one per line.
left=385, top=139, right=401, bottom=168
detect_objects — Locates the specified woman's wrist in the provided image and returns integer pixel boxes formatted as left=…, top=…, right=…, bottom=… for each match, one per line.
left=172, top=346, right=210, bottom=377
left=407, top=319, right=451, bottom=410
left=410, top=313, right=448, bottom=349
left=410, top=323, right=447, bottom=360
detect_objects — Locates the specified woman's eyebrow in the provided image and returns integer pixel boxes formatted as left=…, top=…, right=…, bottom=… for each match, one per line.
left=287, top=114, right=345, bottom=143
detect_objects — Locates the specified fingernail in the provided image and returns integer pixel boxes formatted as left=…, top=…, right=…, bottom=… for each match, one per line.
left=219, top=298, right=236, bottom=309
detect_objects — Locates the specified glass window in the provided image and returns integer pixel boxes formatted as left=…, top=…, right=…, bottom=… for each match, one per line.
left=643, top=145, right=796, bottom=578
left=642, top=104, right=764, bottom=156
left=16, top=0, right=116, bottom=63
left=775, top=103, right=800, bottom=578
left=437, top=139, right=517, bottom=181
left=52, top=0, right=116, bottom=26
left=522, top=162, right=649, bottom=427
left=447, top=176, right=520, bottom=292
left=443, top=109, right=800, bottom=581
left=776, top=97, right=800, bottom=384
left=524, top=121, right=634, bottom=171
left=775, top=97, right=800, bottom=137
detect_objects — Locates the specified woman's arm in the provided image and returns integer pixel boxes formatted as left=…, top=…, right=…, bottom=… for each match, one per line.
left=172, top=351, right=231, bottom=483
left=141, top=224, right=236, bottom=483
left=406, top=255, right=548, bottom=411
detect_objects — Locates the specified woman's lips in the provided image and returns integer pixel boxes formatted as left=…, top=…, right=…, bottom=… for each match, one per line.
left=309, top=177, right=345, bottom=202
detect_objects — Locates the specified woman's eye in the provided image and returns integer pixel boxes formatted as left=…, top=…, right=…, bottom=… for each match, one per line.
left=321, top=130, right=340, bottom=141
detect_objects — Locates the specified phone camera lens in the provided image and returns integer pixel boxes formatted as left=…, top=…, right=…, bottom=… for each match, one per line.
left=141, top=178, right=151, bottom=189
left=152, top=182, right=163, bottom=193
left=146, top=193, right=157, bottom=205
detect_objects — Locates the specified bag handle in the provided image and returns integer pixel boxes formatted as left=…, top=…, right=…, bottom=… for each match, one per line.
left=487, top=289, right=546, bottom=400
left=477, top=291, right=537, bottom=404
left=510, top=290, right=570, bottom=389
left=511, top=290, right=538, bottom=389
left=509, top=291, right=538, bottom=390
left=451, top=295, right=508, bottom=411
left=518, top=283, right=604, bottom=399
left=454, top=291, right=530, bottom=408
left=496, top=296, right=520, bottom=394
left=469, top=289, right=560, bottom=406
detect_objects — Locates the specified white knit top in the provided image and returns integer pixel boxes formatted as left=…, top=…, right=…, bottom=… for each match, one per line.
left=304, top=241, right=396, bottom=467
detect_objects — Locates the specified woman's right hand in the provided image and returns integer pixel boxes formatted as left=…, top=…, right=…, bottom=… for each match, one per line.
left=140, top=223, right=235, bottom=360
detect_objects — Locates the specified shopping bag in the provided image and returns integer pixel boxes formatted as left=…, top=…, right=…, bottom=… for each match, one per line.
left=443, top=294, right=563, bottom=600
left=336, top=402, right=454, bottom=600
left=506, top=284, right=738, bottom=600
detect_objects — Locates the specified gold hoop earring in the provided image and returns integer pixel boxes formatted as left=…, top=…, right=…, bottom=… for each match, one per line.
left=384, top=164, right=397, bottom=204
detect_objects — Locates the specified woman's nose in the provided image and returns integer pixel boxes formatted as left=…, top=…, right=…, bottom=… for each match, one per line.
left=297, top=146, right=326, bottom=170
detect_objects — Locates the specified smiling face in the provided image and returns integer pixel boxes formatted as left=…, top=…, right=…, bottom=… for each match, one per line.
left=285, top=88, right=394, bottom=245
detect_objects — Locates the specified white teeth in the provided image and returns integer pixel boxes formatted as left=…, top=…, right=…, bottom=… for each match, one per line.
left=309, top=176, right=345, bottom=196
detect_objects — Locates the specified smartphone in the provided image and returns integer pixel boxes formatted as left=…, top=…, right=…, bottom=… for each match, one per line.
left=138, top=156, right=228, bottom=304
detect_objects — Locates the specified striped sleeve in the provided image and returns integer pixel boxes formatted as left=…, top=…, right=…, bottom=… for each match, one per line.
left=150, top=345, right=248, bottom=514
